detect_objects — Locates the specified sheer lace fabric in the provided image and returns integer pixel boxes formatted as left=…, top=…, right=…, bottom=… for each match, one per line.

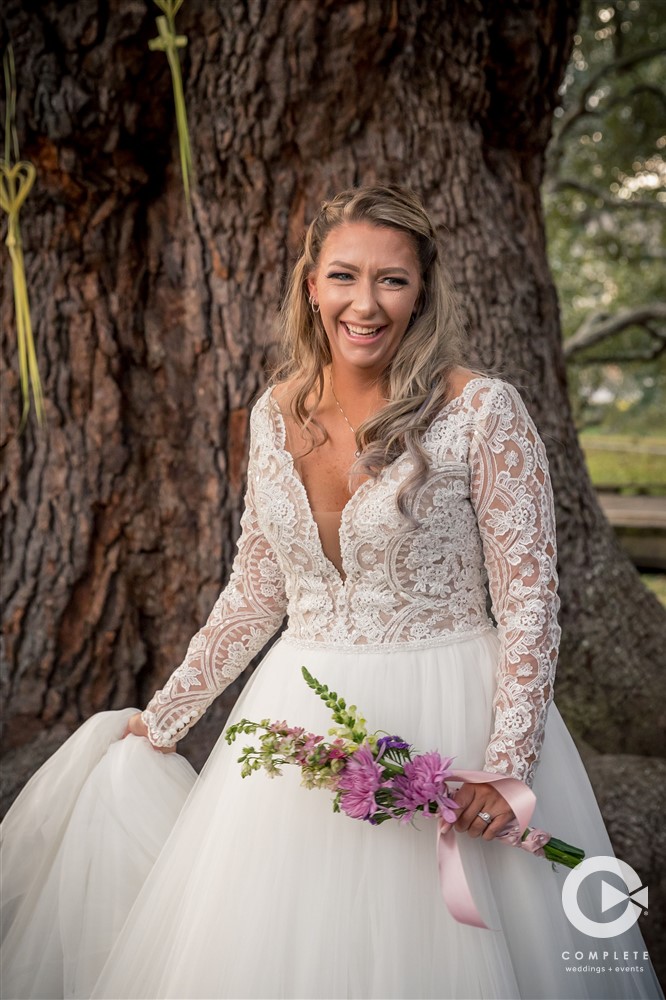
left=141, top=377, right=561, bottom=788
left=311, top=510, right=344, bottom=582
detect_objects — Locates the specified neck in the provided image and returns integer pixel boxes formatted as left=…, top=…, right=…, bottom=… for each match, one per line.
left=327, top=362, right=386, bottom=420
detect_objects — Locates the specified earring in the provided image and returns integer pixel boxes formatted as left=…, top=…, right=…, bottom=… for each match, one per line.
left=309, top=297, right=320, bottom=314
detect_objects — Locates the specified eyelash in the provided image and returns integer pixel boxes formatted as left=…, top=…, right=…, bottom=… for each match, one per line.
left=326, top=272, right=408, bottom=287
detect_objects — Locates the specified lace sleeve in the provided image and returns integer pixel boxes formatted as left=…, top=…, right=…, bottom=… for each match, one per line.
left=468, top=381, right=561, bottom=788
left=141, top=402, right=288, bottom=748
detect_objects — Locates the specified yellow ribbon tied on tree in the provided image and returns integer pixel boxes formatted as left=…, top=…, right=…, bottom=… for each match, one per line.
left=1, top=45, right=44, bottom=429
left=149, top=1, right=194, bottom=217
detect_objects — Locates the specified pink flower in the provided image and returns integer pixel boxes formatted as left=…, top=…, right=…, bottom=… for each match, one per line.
left=293, top=734, right=326, bottom=766
left=268, top=721, right=308, bottom=739
left=392, top=752, right=459, bottom=823
left=522, top=827, right=550, bottom=857
left=301, top=733, right=324, bottom=751
left=336, top=742, right=391, bottom=821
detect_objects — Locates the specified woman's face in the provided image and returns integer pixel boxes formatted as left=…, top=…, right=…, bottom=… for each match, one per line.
left=306, top=221, right=422, bottom=377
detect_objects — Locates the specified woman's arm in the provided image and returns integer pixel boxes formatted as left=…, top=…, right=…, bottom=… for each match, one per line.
left=469, top=380, right=561, bottom=789
left=138, top=400, right=288, bottom=749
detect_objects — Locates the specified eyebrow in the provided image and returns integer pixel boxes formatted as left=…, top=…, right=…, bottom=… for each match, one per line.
left=327, top=260, right=411, bottom=276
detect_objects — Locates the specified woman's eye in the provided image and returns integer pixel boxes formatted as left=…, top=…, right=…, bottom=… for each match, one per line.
left=325, top=272, right=408, bottom=286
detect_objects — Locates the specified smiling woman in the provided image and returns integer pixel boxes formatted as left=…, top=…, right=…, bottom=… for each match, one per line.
left=2, top=186, right=663, bottom=1000
left=307, top=222, right=421, bottom=371
left=271, top=186, right=476, bottom=530
left=270, top=216, right=431, bottom=520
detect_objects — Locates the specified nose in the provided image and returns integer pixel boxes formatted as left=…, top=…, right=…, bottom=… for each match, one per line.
left=351, top=277, right=380, bottom=317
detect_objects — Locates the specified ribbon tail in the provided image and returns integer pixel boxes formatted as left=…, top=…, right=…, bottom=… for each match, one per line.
left=436, top=820, right=489, bottom=930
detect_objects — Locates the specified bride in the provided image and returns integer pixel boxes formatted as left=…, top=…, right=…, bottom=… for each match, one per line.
left=2, top=185, right=662, bottom=999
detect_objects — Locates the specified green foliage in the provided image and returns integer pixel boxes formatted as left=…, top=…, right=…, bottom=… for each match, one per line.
left=544, top=0, right=666, bottom=434
left=580, top=433, right=666, bottom=493
left=641, top=573, right=666, bottom=606
left=301, top=667, right=372, bottom=745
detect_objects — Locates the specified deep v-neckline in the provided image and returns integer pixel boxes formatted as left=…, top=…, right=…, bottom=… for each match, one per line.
left=267, top=388, right=373, bottom=588
left=265, top=377, right=491, bottom=591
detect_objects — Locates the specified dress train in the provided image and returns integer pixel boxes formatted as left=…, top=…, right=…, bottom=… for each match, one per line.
left=2, top=634, right=663, bottom=1000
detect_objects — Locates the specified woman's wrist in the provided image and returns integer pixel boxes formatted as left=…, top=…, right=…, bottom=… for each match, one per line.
left=127, top=712, right=150, bottom=739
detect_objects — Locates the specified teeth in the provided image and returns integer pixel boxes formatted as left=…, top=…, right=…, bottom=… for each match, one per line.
left=345, top=324, right=382, bottom=336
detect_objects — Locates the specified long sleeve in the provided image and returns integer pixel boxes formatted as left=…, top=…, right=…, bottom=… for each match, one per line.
left=141, top=403, right=288, bottom=749
left=468, top=381, right=561, bottom=788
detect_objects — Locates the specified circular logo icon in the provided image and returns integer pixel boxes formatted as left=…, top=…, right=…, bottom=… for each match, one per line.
left=562, top=855, right=648, bottom=938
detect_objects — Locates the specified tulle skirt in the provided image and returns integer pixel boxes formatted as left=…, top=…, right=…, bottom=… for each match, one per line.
left=1, top=629, right=663, bottom=999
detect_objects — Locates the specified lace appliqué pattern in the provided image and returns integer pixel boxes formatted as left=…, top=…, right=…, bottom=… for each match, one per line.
left=141, top=404, right=289, bottom=748
left=142, top=377, right=561, bottom=788
left=468, top=384, right=561, bottom=787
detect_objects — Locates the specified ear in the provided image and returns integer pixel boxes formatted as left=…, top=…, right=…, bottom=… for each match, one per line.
left=306, top=273, right=317, bottom=298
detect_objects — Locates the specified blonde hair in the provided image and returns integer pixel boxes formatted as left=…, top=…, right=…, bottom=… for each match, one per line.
left=270, top=184, right=487, bottom=527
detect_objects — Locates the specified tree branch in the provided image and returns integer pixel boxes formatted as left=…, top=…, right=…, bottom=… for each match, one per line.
left=548, top=178, right=663, bottom=211
left=565, top=303, right=666, bottom=357
left=603, top=82, right=666, bottom=117
left=571, top=342, right=666, bottom=364
left=547, top=44, right=666, bottom=168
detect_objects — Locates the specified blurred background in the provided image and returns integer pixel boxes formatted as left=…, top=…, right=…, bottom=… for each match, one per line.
left=543, top=0, right=665, bottom=604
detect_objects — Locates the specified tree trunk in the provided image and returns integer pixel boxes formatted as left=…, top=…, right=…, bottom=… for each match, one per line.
left=2, top=0, right=664, bottom=905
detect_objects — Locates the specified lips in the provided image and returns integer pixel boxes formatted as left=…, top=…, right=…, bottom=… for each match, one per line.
left=341, top=322, right=387, bottom=343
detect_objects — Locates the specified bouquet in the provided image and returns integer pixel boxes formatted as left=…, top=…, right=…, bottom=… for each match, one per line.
left=226, top=667, right=584, bottom=929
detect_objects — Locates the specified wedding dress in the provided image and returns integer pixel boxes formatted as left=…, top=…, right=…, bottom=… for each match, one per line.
left=1, top=376, right=663, bottom=1000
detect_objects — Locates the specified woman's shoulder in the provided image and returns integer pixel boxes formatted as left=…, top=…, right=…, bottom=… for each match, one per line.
left=253, top=379, right=290, bottom=417
left=251, top=378, right=309, bottom=445
left=437, top=369, right=533, bottom=436
left=444, top=367, right=524, bottom=408
left=257, top=376, right=303, bottom=409
left=442, top=366, right=501, bottom=408
left=249, top=384, right=280, bottom=444
left=443, top=366, right=486, bottom=404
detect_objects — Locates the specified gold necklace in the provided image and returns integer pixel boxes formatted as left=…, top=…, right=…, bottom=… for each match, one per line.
left=329, top=370, right=362, bottom=458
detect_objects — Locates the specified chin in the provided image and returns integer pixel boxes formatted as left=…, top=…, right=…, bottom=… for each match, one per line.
left=329, top=335, right=402, bottom=367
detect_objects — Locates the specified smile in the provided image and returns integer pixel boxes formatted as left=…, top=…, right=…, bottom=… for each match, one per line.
left=341, top=322, right=387, bottom=342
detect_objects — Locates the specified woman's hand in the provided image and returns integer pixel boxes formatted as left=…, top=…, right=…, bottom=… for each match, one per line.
left=122, top=712, right=176, bottom=754
left=444, top=781, right=515, bottom=841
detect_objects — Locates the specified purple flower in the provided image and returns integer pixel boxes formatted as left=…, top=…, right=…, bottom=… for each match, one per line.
left=376, top=735, right=410, bottom=753
left=336, top=742, right=392, bottom=821
left=392, top=752, right=459, bottom=824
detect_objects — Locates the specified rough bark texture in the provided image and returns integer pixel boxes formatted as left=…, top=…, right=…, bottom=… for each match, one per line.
left=2, top=0, right=665, bottom=977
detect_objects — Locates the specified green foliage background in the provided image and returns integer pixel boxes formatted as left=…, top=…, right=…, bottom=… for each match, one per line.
left=544, top=0, right=665, bottom=437
left=543, top=0, right=665, bottom=604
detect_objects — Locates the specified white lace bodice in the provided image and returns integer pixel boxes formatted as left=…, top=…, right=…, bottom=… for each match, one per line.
left=142, top=376, right=561, bottom=787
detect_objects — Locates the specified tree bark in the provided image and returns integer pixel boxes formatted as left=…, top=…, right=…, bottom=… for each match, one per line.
left=2, top=0, right=665, bottom=888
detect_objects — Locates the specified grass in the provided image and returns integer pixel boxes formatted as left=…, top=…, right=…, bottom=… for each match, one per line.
left=580, top=434, right=666, bottom=604
left=579, top=433, right=666, bottom=495
left=640, top=575, right=666, bottom=608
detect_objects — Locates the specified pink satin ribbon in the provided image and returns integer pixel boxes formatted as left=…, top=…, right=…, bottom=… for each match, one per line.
left=435, top=768, right=544, bottom=930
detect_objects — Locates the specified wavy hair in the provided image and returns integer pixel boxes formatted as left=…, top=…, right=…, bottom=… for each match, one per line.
left=269, top=184, right=489, bottom=527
